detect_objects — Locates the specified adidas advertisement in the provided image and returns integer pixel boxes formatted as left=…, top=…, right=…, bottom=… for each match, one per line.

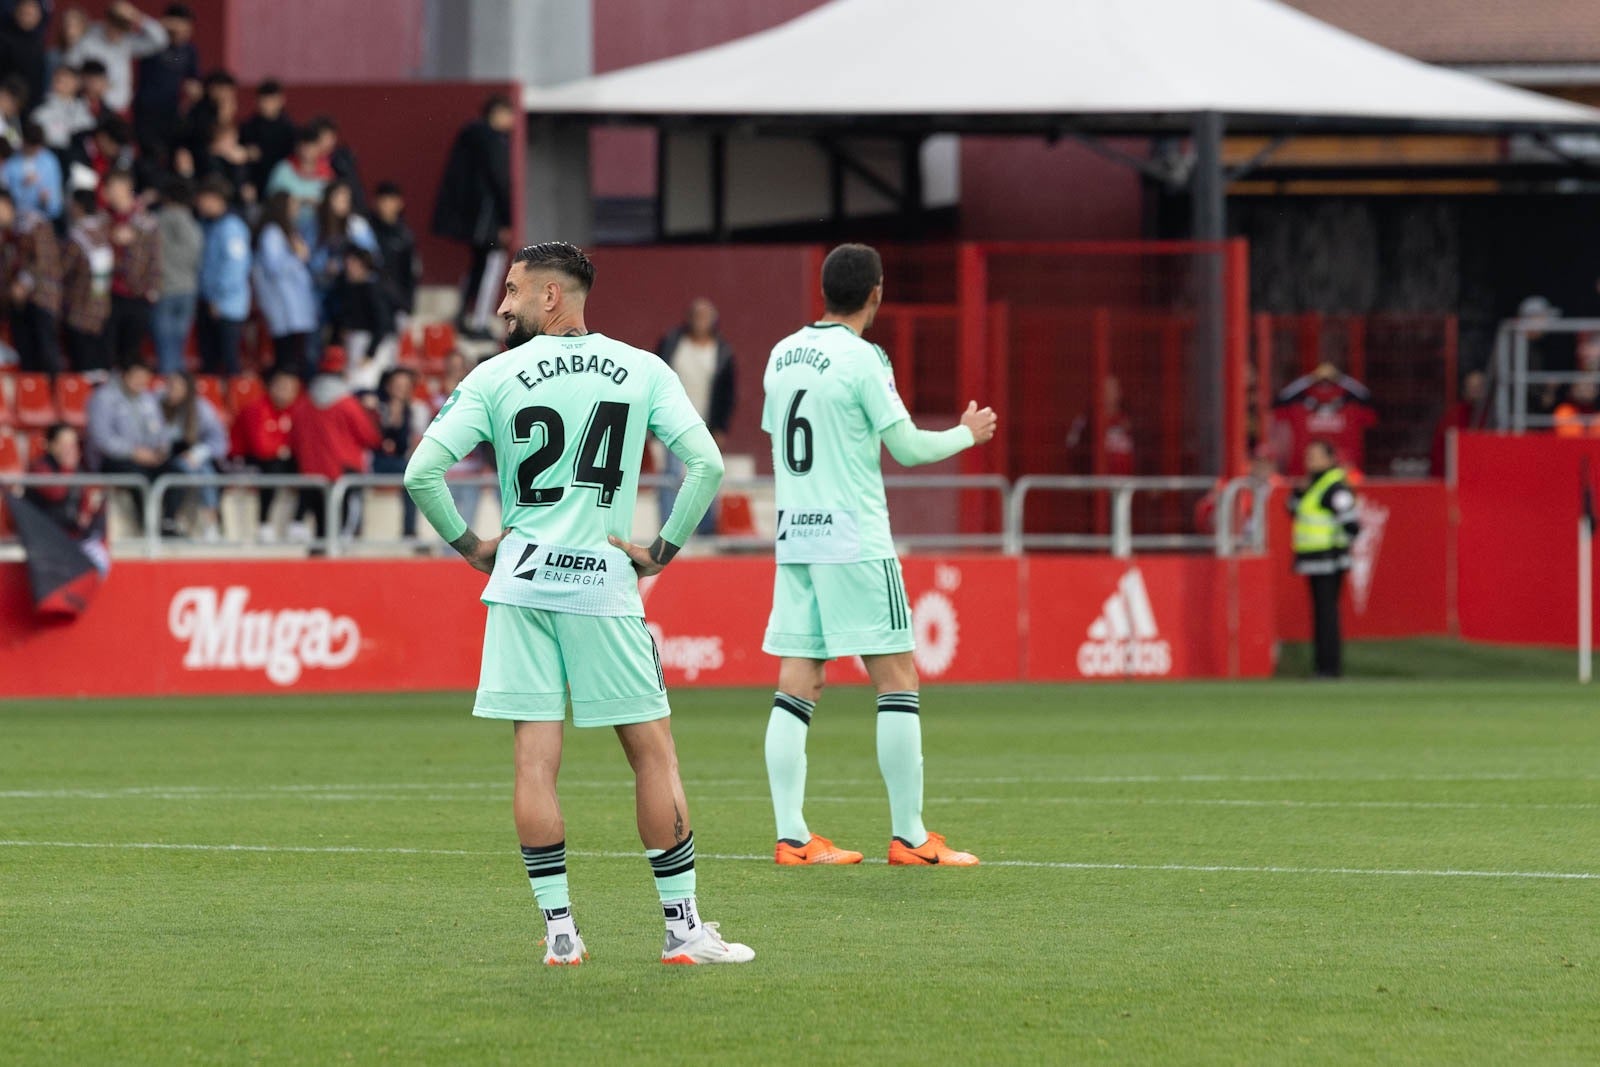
left=1076, top=567, right=1173, bottom=677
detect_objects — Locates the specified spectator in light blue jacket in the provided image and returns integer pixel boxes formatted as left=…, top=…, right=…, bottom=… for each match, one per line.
left=252, top=189, right=317, bottom=375
left=307, top=178, right=378, bottom=327
left=195, top=175, right=251, bottom=378
left=3, top=121, right=62, bottom=220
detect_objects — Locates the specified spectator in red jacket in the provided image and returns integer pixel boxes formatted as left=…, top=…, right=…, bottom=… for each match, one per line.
left=230, top=365, right=299, bottom=537
left=287, top=345, right=378, bottom=542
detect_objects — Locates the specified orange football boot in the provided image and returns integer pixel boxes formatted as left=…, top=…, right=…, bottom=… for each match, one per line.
left=887, top=830, right=979, bottom=866
left=774, top=834, right=864, bottom=865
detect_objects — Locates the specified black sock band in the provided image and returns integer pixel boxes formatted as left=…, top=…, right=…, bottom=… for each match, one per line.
left=521, top=840, right=567, bottom=879
left=876, top=690, right=921, bottom=715
left=774, top=692, right=815, bottom=725
left=649, top=832, right=696, bottom=879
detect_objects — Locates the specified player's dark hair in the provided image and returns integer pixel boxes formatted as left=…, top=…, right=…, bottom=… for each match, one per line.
left=513, top=242, right=595, bottom=293
left=821, top=243, right=883, bottom=315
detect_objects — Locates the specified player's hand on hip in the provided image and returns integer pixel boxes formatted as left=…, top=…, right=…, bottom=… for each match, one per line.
left=609, top=534, right=668, bottom=578
left=961, top=400, right=998, bottom=444
left=462, top=528, right=509, bottom=574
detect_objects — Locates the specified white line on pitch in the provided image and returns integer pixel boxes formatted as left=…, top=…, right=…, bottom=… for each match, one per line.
left=0, top=840, right=1596, bottom=882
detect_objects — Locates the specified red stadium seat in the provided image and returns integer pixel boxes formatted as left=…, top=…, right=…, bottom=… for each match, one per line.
left=54, top=374, right=93, bottom=429
left=227, top=375, right=263, bottom=416
left=412, top=375, right=436, bottom=404
left=422, top=322, right=456, bottom=361
left=718, top=492, right=756, bottom=536
left=397, top=328, right=420, bottom=369
left=15, top=372, right=57, bottom=428
left=0, top=429, right=20, bottom=473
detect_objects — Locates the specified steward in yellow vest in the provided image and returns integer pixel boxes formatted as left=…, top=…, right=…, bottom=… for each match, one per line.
left=1288, top=440, right=1362, bottom=677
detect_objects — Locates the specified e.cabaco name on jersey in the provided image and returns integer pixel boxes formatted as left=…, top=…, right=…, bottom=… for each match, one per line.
left=516, top=354, right=629, bottom=391
left=774, top=347, right=831, bottom=375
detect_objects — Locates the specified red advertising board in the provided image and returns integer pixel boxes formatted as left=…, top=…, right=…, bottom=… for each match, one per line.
left=1455, top=432, right=1600, bottom=646
left=1269, top=481, right=1452, bottom=641
left=1023, top=555, right=1274, bottom=681
left=1, top=553, right=1273, bottom=699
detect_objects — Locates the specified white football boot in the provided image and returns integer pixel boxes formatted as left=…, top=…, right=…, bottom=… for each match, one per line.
left=543, top=930, right=589, bottom=966
left=660, top=922, right=755, bottom=965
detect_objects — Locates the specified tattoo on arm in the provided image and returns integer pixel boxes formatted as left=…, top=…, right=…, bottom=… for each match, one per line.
left=672, top=801, right=685, bottom=843
left=450, top=530, right=481, bottom=558
left=649, top=537, right=680, bottom=567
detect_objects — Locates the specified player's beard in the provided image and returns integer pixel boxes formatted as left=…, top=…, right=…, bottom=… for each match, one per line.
left=504, top=313, right=538, bottom=348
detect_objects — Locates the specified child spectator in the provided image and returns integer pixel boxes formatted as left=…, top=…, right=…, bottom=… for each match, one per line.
left=32, top=63, right=93, bottom=153
left=0, top=0, right=47, bottom=109
left=251, top=189, right=316, bottom=374
left=332, top=246, right=391, bottom=385
left=239, top=78, right=292, bottom=197
left=151, top=177, right=199, bottom=374
left=229, top=364, right=298, bottom=537
left=288, top=345, right=379, bottom=540
left=370, top=180, right=418, bottom=322
left=25, top=422, right=109, bottom=571
left=63, top=0, right=168, bottom=115
left=308, top=177, right=376, bottom=320
left=4, top=121, right=60, bottom=220
left=103, top=166, right=159, bottom=367
left=157, top=369, right=226, bottom=538
left=61, top=187, right=111, bottom=369
left=195, top=174, right=249, bottom=377
left=370, top=366, right=427, bottom=538
left=132, top=3, right=197, bottom=163
left=0, top=187, right=62, bottom=375
left=264, top=124, right=327, bottom=228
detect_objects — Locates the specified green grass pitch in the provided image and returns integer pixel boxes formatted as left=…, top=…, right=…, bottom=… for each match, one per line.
left=3, top=671, right=1598, bottom=1065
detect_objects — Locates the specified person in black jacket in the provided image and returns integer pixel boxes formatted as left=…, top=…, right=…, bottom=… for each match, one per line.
left=0, top=0, right=46, bottom=112
left=239, top=78, right=293, bottom=195
left=431, top=93, right=513, bottom=339
left=370, top=179, right=417, bottom=319
left=132, top=3, right=197, bottom=165
left=655, top=297, right=736, bottom=534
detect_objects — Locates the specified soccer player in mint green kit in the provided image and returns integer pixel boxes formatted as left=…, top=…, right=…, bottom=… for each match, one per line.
left=404, top=243, right=753, bottom=966
left=762, top=243, right=998, bottom=867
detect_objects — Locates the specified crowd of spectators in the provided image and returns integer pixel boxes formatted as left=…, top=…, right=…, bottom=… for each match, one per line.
left=0, top=2, right=517, bottom=544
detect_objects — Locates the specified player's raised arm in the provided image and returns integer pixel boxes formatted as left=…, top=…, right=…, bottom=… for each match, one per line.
left=881, top=400, right=998, bottom=466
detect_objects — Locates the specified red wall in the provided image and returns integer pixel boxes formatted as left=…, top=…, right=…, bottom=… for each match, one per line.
left=263, top=82, right=523, bottom=287
left=959, top=138, right=1145, bottom=240
left=587, top=244, right=817, bottom=463
left=1456, top=433, right=1600, bottom=646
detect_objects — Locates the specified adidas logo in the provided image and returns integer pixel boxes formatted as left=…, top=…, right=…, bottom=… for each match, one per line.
left=1076, top=567, right=1173, bottom=677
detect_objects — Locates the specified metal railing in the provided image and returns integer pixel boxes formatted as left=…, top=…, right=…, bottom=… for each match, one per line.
left=1491, top=316, right=1600, bottom=433
left=3, top=470, right=1277, bottom=559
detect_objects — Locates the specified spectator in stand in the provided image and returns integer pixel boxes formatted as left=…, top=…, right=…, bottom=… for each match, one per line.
left=25, top=422, right=110, bottom=574
left=84, top=355, right=185, bottom=532
left=265, top=124, right=327, bottom=232
left=0, top=0, right=47, bottom=110
left=655, top=297, right=735, bottom=533
left=308, top=178, right=375, bottom=290
left=229, top=364, right=298, bottom=537
left=311, top=115, right=363, bottom=214
left=184, top=101, right=251, bottom=206
left=176, top=70, right=238, bottom=177
left=76, top=56, right=106, bottom=121
left=1066, top=374, right=1134, bottom=475
left=194, top=174, right=248, bottom=377
left=150, top=176, right=198, bottom=374
left=369, top=180, right=417, bottom=324
left=239, top=78, right=291, bottom=196
left=131, top=3, right=196, bottom=164
left=0, top=74, right=28, bottom=150
left=251, top=189, right=316, bottom=374
left=4, top=121, right=60, bottom=220
left=371, top=366, right=426, bottom=538
left=287, top=344, right=379, bottom=541
left=45, top=6, right=86, bottom=87
left=432, top=93, right=513, bottom=339
left=63, top=0, right=168, bottom=115
left=156, top=370, right=225, bottom=537
left=32, top=63, right=91, bottom=154
left=103, top=167, right=159, bottom=366
left=60, top=187, right=111, bottom=369
left=0, top=186, right=61, bottom=374
left=1431, top=369, right=1487, bottom=474
left=72, top=114, right=139, bottom=198
left=434, top=348, right=492, bottom=536
left=331, top=247, right=392, bottom=386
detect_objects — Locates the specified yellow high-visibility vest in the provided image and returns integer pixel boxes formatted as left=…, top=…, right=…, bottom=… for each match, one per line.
left=1292, top=467, right=1350, bottom=555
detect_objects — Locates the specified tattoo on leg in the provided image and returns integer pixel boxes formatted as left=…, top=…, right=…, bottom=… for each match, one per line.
left=673, top=801, right=685, bottom=843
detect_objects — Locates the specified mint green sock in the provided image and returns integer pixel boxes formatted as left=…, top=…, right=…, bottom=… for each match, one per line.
left=876, top=691, right=927, bottom=845
left=521, top=841, right=570, bottom=910
left=766, top=693, right=815, bottom=842
left=647, top=832, right=696, bottom=902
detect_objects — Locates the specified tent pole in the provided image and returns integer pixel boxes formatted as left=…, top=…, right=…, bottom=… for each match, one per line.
left=1191, top=110, right=1227, bottom=475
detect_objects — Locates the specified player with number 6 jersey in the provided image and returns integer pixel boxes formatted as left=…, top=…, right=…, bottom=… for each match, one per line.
left=404, top=242, right=753, bottom=968
left=761, top=243, right=999, bottom=869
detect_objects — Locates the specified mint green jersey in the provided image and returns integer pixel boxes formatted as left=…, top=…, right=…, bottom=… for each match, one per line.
left=424, top=332, right=704, bottom=616
left=762, top=322, right=910, bottom=563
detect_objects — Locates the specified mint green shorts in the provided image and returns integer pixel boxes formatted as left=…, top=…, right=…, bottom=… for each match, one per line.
left=474, top=604, right=670, bottom=727
left=762, top=559, right=914, bottom=660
